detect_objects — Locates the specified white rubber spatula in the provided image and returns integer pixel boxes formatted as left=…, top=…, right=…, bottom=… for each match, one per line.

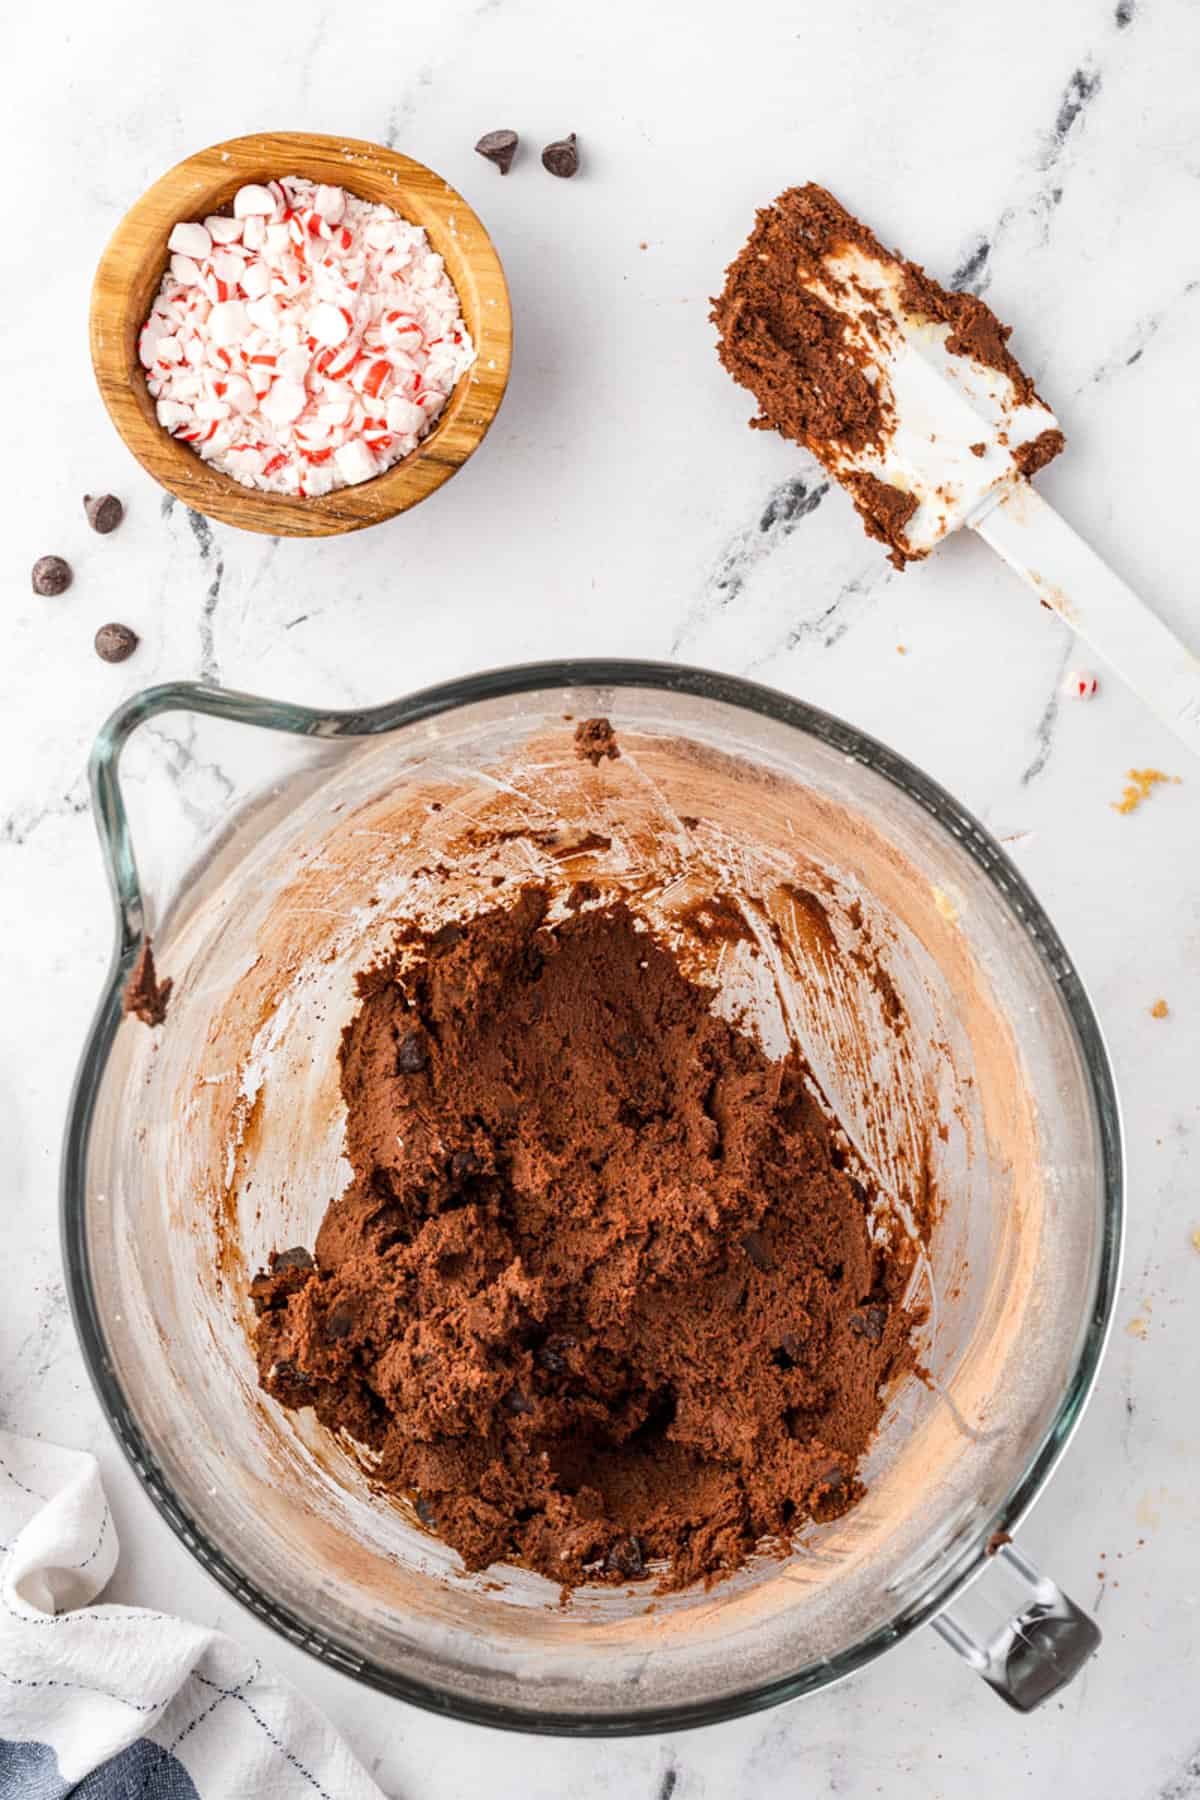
left=789, top=236, right=1200, bottom=754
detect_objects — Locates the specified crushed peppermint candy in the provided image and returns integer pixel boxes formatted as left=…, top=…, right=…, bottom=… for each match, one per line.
left=1063, top=669, right=1099, bottom=699
left=139, top=177, right=476, bottom=498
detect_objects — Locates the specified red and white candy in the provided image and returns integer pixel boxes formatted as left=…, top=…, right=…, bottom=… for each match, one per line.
left=140, top=175, right=475, bottom=498
left=1062, top=670, right=1099, bottom=700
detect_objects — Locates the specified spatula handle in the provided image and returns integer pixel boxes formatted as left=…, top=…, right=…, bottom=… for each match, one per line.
left=973, top=484, right=1200, bottom=757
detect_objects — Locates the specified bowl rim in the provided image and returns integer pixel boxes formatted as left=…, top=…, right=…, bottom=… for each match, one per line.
left=88, top=130, right=512, bottom=537
left=61, top=658, right=1124, bottom=1736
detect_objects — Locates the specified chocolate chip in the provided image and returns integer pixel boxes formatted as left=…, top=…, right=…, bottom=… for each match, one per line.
left=396, top=1031, right=428, bottom=1074
left=251, top=1246, right=316, bottom=1313
left=536, top=1338, right=573, bottom=1376
left=503, top=1387, right=533, bottom=1415
left=519, top=952, right=545, bottom=989
left=84, top=493, right=124, bottom=534
left=810, top=1461, right=855, bottom=1522
left=270, top=1358, right=312, bottom=1389
left=324, top=1301, right=356, bottom=1341
left=475, top=129, right=519, bottom=174
left=94, top=623, right=139, bottom=664
left=772, top=1331, right=803, bottom=1369
left=415, top=1493, right=438, bottom=1529
left=606, top=1534, right=644, bottom=1578
left=32, top=555, right=72, bottom=596
left=450, top=1148, right=480, bottom=1181
left=431, top=922, right=464, bottom=950
left=273, top=1246, right=315, bottom=1273
left=541, top=133, right=580, bottom=178
left=739, top=1230, right=774, bottom=1273
left=848, top=1304, right=888, bottom=1344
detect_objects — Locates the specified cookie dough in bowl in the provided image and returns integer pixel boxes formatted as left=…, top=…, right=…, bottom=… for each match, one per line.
left=66, top=665, right=1119, bottom=1731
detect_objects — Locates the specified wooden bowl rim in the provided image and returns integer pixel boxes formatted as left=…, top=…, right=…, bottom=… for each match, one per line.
left=89, top=130, right=512, bottom=537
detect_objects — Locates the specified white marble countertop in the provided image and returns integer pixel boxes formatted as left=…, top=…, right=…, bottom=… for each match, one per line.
left=5, top=0, right=1200, bottom=1791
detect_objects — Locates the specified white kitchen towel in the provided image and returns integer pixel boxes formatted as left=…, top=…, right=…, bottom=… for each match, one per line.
left=0, top=1430, right=386, bottom=1799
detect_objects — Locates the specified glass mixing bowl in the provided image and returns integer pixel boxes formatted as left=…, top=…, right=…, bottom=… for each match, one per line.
left=62, top=661, right=1122, bottom=1733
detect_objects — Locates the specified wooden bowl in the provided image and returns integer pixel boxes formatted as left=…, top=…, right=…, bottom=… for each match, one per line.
left=89, top=131, right=512, bottom=537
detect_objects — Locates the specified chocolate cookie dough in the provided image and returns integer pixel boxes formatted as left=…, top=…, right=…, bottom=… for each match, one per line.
left=252, top=887, right=919, bottom=1589
left=123, top=940, right=172, bottom=1027
left=573, top=717, right=620, bottom=765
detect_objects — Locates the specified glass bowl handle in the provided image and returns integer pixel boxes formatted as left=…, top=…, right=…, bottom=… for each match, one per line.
left=932, top=1541, right=1100, bottom=1711
left=89, top=680, right=352, bottom=958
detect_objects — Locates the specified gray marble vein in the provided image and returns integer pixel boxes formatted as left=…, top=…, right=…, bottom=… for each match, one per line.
left=1159, top=1746, right=1200, bottom=1800
left=1041, top=62, right=1104, bottom=175
left=144, top=716, right=236, bottom=830
left=743, top=559, right=889, bottom=677
left=780, top=567, right=881, bottom=657
left=0, top=1281, right=68, bottom=1423
left=1079, top=279, right=1200, bottom=392
left=1, top=776, right=90, bottom=848
left=948, top=6, right=1140, bottom=305
left=385, top=67, right=435, bottom=150
left=950, top=235, right=993, bottom=295
left=670, top=475, right=828, bottom=656
left=297, top=6, right=330, bottom=106
left=186, top=509, right=224, bottom=685
left=1020, top=633, right=1075, bottom=786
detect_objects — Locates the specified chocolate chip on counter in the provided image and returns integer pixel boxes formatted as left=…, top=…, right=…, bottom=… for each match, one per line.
left=541, top=133, right=580, bottom=178
left=475, top=129, right=519, bottom=174
left=84, top=493, right=124, bottom=534
left=273, top=1246, right=315, bottom=1273
left=323, top=1301, right=356, bottom=1342
left=396, top=1030, right=428, bottom=1074
left=848, top=1304, right=888, bottom=1344
left=415, top=1493, right=438, bottom=1529
left=32, top=555, right=72, bottom=596
left=94, top=623, right=139, bottom=664
left=739, top=1230, right=774, bottom=1273
left=606, top=1535, right=645, bottom=1579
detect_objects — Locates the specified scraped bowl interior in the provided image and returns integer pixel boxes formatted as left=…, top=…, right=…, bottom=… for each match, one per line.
left=73, top=677, right=1115, bottom=1730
